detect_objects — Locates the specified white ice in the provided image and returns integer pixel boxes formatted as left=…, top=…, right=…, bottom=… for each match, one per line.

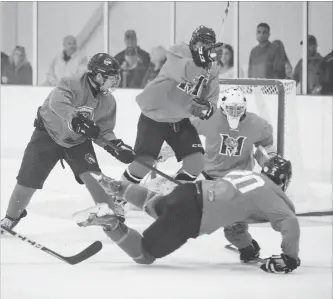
left=1, top=151, right=332, bottom=299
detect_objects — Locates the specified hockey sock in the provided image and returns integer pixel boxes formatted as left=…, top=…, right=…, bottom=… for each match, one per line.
left=181, top=152, right=205, bottom=178
left=79, top=172, right=116, bottom=210
left=122, top=168, right=142, bottom=184
left=103, top=222, right=155, bottom=264
left=6, top=184, right=36, bottom=219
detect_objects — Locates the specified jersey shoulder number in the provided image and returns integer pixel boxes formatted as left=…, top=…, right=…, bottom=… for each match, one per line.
left=223, top=170, right=265, bottom=194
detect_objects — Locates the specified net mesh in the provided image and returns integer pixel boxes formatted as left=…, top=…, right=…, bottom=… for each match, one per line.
left=219, top=78, right=332, bottom=214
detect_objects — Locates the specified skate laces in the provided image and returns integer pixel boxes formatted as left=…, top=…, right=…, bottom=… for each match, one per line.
left=0, top=217, right=14, bottom=229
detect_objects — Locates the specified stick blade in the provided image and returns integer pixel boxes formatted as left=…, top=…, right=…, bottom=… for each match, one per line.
left=65, top=241, right=103, bottom=265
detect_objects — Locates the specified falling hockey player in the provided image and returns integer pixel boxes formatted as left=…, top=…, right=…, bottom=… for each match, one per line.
left=157, top=87, right=281, bottom=261
left=0, top=53, right=136, bottom=232
left=121, top=25, right=222, bottom=188
left=75, top=155, right=301, bottom=274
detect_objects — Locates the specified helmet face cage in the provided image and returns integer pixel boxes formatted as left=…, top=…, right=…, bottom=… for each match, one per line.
left=218, top=88, right=247, bottom=130
left=262, top=157, right=292, bottom=192
left=100, top=73, right=121, bottom=96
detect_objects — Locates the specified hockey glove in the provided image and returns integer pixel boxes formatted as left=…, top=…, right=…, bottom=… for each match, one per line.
left=104, top=139, right=136, bottom=164
left=260, top=254, right=301, bottom=274
left=190, top=98, right=214, bottom=120
left=239, top=239, right=261, bottom=263
left=192, top=43, right=223, bottom=69
left=70, top=114, right=100, bottom=139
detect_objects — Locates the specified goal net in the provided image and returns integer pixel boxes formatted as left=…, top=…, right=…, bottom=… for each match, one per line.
left=219, top=78, right=332, bottom=216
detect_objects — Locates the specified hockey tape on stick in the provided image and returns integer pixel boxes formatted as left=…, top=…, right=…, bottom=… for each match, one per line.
left=1, top=226, right=102, bottom=265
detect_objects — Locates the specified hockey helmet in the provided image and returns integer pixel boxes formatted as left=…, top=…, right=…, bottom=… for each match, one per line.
left=218, top=87, right=247, bottom=130
left=87, top=53, right=121, bottom=95
left=262, top=156, right=292, bottom=192
left=190, top=25, right=216, bottom=50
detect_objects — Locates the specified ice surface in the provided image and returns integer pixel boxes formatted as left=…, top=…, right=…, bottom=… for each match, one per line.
left=1, top=156, right=332, bottom=299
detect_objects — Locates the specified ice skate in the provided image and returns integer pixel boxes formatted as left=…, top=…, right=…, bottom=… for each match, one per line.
left=73, top=203, right=120, bottom=231
left=111, top=195, right=129, bottom=223
left=0, top=210, right=27, bottom=234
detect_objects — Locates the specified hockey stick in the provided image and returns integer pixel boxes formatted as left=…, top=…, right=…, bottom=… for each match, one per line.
left=1, top=226, right=103, bottom=265
left=98, top=137, right=181, bottom=186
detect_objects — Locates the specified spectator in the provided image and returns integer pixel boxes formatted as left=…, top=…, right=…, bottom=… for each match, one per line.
left=141, top=45, right=167, bottom=88
left=272, top=40, right=293, bottom=79
left=248, top=23, right=285, bottom=79
left=217, top=44, right=244, bottom=78
left=1, top=46, right=32, bottom=85
left=44, top=35, right=88, bottom=86
left=293, top=35, right=323, bottom=94
left=120, top=47, right=147, bottom=88
left=313, top=50, right=333, bottom=95
left=1, top=51, right=9, bottom=75
left=115, top=30, right=150, bottom=69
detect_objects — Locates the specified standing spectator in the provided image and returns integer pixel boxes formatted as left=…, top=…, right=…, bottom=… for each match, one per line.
left=115, top=30, right=150, bottom=70
left=313, top=50, right=333, bottom=95
left=248, top=23, right=285, bottom=79
left=1, top=46, right=32, bottom=85
left=272, top=40, right=293, bottom=79
left=217, top=44, right=244, bottom=78
left=141, top=45, right=167, bottom=88
left=293, top=35, right=323, bottom=94
left=44, top=35, right=88, bottom=86
left=1, top=51, right=9, bottom=75
left=120, top=47, right=147, bottom=89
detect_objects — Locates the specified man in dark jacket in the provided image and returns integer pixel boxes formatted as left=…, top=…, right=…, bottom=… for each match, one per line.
left=1, top=51, right=9, bottom=75
left=115, top=30, right=150, bottom=70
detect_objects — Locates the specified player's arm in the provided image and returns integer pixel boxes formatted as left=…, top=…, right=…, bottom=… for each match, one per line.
left=94, top=101, right=135, bottom=164
left=94, top=101, right=117, bottom=147
left=48, top=79, right=77, bottom=122
left=162, top=44, right=203, bottom=82
left=253, top=195, right=300, bottom=273
left=253, top=121, right=277, bottom=167
left=202, top=66, right=219, bottom=107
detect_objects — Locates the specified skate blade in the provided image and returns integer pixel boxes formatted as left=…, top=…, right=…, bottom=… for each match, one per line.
left=73, top=203, right=112, bottom=225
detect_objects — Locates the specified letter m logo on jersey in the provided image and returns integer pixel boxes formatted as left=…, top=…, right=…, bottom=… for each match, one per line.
left=177, top=75, right=206, bottom=97
left=219, top=134, right=246, bottom=156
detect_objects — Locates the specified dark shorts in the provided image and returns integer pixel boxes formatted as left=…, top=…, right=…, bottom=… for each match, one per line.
left=142, top=183, right=203, bottom=258
left=134, top=113, right=204, bottom=162
left=17, top=128, right=101, bottom=189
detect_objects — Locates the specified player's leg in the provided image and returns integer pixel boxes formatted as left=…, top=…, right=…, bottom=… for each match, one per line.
left=75, top=183, right=202, bottom=264
left=224, top=223, right=261, bottom=263
left=166, top=119, right=205, bottom=181
left=122, top=113, right=165, bottom=184
left=1, top=129, right=62, bottom=230
left=63, top=140, right=124, bottom=220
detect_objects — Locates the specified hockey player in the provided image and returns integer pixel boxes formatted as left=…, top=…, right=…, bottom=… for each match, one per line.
left=159, top=87, right=277, bottom=180
left=75, top=156, right=301, bottom=274
left=0, top=53, right=135, bottom=232
left=157, top=87, right=278, bottom=260
left=121, top=25, right=222, bottom=187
